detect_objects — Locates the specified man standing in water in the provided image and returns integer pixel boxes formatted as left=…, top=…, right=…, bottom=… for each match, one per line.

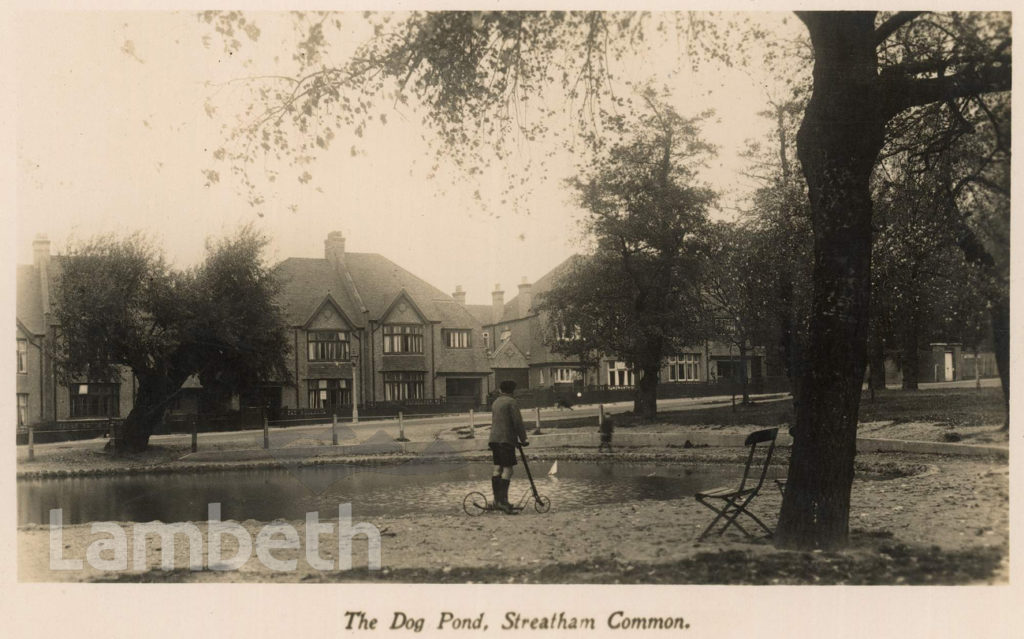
left=489, top=380, right=528, bottom=514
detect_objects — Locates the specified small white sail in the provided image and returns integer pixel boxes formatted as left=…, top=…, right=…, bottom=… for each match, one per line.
left=548, top=460, right=559, bottom=476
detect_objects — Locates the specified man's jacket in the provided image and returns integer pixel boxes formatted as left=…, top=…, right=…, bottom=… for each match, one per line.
left=489, top=394, right=527, bottom=444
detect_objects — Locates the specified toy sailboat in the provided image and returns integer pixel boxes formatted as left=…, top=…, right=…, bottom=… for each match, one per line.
left=548, top=460, right=559, bottom=476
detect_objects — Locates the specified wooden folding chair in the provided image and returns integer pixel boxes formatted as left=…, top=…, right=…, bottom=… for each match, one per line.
left=695, top=427, right=779, bottom=540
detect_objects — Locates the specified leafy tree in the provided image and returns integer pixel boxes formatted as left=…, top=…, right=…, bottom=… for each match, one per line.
left=54, top=227, right=291, bottom=451
left=536, top=97, right=715, bottom=418
left=701, top=224, right=763, bottom=403
left=205, top=10, right=1010, bottom=550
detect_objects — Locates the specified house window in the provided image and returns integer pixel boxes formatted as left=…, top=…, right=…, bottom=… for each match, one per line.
left=307, top=378, right=350, bottom=409
left=551, top=367, right=579, bottom=383
left=307, top=330, right=349, bottom=361
left=17, top=339, right=28, bottom=374
left=383, top=372, right=425, bottom=401
left=554, top=324, right=579, bottom=341
left=607, top=361, right=635, bottom=388
left=669, top=354, right=701, bottom=382
left=17, top=393, right=28, bottom=427
left=383, top=325, right=424, bottom=353
left=70, top=383, right=119, bottom=418
left=443, top=329, right=472, bottom=349
left=538, top=369, right=545, bottom=386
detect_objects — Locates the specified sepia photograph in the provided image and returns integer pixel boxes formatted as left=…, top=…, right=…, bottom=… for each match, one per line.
left=6, top=3, right=1017, bottom=637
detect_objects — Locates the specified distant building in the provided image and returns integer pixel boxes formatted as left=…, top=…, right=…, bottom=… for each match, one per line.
left=269, top=232, right=493, bottom=416
left=472, top=257, right=766, bottom=396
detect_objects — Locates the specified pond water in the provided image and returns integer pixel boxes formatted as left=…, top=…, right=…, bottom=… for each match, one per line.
left=18, top=460, right=766, bottom=525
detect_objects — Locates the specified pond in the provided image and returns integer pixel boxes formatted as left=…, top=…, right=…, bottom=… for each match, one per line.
left=18, top=460, right=767, bottom=525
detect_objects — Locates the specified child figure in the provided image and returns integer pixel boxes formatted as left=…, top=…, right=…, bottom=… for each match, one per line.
left=598, top=415, right=614, bottom=453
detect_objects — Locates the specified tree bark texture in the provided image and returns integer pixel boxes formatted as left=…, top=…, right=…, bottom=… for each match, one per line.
left=120, top=374, right=185, bottom=452
left=634, top=362, right=660, bottom=420
left=776, top=13, right=885, bottom=551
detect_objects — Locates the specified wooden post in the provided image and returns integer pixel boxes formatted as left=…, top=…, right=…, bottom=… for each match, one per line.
left=351, top=357, right=360, bottom=425
left=599, top=403, right=605, bottom=426
left=263, top=417, right=269, bottom=450
left=398, top=411, right=405, bottom=441
left=975, top=347, right=981, bottom=391
left=332, top=414, right=338, bottom=445
left=191, top=415, right=198, bottom=453
left=468, top=409, right=475, bottom=438
left=28, top=425, right=34, bottom=462
left=534, top=406, right=542, bottom=435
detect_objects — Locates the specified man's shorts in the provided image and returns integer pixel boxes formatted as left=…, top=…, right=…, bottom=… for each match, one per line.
left=489, top=442, right=517, bottom=467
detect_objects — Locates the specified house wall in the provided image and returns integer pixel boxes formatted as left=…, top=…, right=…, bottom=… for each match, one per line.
left=16, top=327, right=45, bottom=427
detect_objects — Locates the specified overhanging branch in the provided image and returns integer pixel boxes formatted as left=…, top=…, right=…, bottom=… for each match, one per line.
left=874, top=12, right=926, bottom=47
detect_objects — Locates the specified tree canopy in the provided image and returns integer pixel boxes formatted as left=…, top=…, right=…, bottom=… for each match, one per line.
left=54, top=227, right=291, bottom=451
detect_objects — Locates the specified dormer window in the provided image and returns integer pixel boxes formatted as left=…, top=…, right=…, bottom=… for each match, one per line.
left=383, top=324, right=424, bottom=354
left=308, top=330, right=349, bottom=361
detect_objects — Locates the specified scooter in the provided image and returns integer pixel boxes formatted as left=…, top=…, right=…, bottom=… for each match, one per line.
left=463, top=442, right=552, bottom=515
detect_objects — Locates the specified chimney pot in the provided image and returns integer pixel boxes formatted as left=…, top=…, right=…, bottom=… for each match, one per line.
left=452, top=285, right=466, bottom=305
left=491, top=285, right=505, bottom=325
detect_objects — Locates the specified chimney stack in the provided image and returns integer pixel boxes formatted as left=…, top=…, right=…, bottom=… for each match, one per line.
left=32, top=234, right=51, bottom=270
left=324, top=231, right=346, bottom=266
left=517, top=276, right=533, bottom=318
left=491, top=284, right=505, bottom=325
left=452, top=285, right=466, bottom=305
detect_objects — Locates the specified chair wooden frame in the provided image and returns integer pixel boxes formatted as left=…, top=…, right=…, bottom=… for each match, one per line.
left=695, top=427, right=779, bottom=540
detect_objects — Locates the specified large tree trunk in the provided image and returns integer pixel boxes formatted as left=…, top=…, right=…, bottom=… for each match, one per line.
left=633, top=364, right=659, bottom=419
left=900, top=311, right=921, bottom=390
left=118, top=374, right=183, bottom=452
left=776, top=13, right=885, bottom=551
left=990, top=295, right=1010, bottom=430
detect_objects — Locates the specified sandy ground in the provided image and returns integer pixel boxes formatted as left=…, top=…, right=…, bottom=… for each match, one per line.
left=18, top=448, right=1008, bottom=584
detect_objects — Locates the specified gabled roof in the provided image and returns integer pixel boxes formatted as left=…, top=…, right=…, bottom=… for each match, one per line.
left=274, top=258, right=366, bottom=328
left=490, top=339, right=529, bottom=369
left=303, top=294, right=362, bottom=330
left=493, top=255, right=584, bottom=325
left=465, top=304, right=494, bottom=326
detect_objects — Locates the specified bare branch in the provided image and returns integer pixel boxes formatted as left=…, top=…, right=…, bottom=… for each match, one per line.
left=874, top=12, right=926, bottom=47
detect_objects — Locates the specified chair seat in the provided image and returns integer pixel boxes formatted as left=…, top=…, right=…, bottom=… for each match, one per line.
left=696, top=486, right=755, bottom=499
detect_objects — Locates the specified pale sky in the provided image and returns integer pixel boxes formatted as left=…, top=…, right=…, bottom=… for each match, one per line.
left=16, top=10, right=799, bottom=303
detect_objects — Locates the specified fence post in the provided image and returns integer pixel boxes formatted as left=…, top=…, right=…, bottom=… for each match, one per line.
left=468, top=409, right=475, bottom=438
left=263, top=417, right=269, bottom=450
left=599, top=403, right=605, bottom=426
left=534, top=406, right=542, bottom=435
left=332, top=414, right=338, bottom=446
left=28, top=425, right=34, bottom=462
left=191, top=415, right=198, bottom=453
left=397, top=411, right=407, bottom=442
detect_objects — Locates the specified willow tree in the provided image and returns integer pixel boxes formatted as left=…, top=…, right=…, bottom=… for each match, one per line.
left=206, top=10, right=1010, bottom=550
left=54, top=227, right=290, bottom=451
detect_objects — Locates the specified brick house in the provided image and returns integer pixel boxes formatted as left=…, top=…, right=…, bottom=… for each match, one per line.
left=16, top=235, right=135, bottom=432
left=469, top=257, right=766, bottom=397
left=269, top=232, right=493, bottom=416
